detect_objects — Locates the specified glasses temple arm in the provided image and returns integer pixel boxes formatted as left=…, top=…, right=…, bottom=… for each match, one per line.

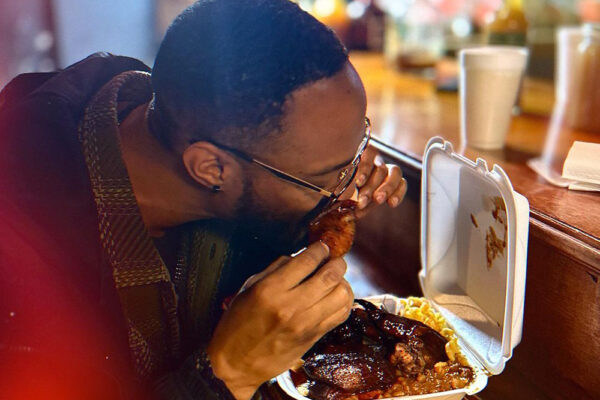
left=252, top=159, right=335, bottom=198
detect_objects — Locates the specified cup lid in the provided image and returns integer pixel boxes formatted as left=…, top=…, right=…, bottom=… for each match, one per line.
left=419, top=137, right=530, bottom=375
left=460, top=46, right=529, bottom=70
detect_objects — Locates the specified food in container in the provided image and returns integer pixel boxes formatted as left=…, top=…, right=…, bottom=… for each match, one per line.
left=278, top=137, right=530, bottom=400
left=287, top=296, right=479, bottom=400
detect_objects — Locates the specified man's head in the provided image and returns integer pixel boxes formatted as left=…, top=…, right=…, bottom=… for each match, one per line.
left=150, top=0, right=367, bottom=251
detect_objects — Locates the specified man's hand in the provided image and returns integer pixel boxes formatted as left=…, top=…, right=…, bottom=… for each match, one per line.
left=354, top=145, right=407, bottom=218
left=206, top=242, right=354, bottom=400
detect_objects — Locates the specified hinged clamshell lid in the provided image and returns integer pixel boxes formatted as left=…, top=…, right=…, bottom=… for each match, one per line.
left=419, top=137, right=529, bottom=375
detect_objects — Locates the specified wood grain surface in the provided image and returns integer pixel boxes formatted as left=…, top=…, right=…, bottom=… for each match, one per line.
left=351, top=52, right=600, bottom=254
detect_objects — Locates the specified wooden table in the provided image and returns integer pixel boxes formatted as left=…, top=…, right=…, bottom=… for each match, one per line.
left=348, top=53, right=600, bottom=400
left=354, top=53, right=600, bottom=248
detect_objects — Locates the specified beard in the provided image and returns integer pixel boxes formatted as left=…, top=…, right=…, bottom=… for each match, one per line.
left=231, top=177, right=330, bottom=256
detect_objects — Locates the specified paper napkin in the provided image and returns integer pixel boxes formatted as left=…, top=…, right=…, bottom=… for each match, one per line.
left=562, top=141, right=600, bottom=192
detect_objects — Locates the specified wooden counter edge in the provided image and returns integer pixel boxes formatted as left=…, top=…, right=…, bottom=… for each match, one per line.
left=371, top=138, right=600, bottom=274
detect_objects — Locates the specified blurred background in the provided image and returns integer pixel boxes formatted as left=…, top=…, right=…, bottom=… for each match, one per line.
left=1, top=0, right=599, bottom=92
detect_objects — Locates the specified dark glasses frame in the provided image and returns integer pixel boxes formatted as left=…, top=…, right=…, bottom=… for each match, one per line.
left=209, top=117, right=371, bottom=202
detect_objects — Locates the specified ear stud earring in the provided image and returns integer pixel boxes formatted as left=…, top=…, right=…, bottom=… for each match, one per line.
left=211, top=185, right=221, bottom=193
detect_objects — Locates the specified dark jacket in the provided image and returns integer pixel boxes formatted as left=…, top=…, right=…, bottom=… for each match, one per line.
left=0, top=52, right=268, bottom=400
left=0, top=53, right=218, bottom=400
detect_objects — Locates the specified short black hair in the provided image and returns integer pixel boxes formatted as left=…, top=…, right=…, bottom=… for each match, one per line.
left=150, top=0, right=348, bottom=149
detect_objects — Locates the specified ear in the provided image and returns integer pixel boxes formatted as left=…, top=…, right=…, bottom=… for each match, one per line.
left=182, top=142, right=227, bottom=190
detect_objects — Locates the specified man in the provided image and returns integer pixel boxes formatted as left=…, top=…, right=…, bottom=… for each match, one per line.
left=0, top=1, right=406, bottom=399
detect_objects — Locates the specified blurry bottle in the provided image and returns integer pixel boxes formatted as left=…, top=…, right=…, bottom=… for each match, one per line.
left=486, top=0, right=528, bottom=46
left=364, top=1, right=385, bottom=51
left=346, top=0, right=385, bottom=51
left=384, top=0, right=444, bottom=72
left=571, top=23, right=600, bottom=132
left=312, top=0, right=351, bottom=42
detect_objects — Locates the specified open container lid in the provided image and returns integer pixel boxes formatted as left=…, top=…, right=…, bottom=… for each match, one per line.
left=419, top=137, right=530, bottom=375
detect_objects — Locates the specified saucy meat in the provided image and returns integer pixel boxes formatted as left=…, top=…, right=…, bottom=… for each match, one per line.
left=308, top=200, right=357, bottom=258
left=293, top=300, right=474, bottom=400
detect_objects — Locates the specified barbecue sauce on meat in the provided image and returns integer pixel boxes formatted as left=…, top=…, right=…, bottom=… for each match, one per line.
left=309, top=200, right=357, bottom=258
left=294, top=301, right=473, bottom=400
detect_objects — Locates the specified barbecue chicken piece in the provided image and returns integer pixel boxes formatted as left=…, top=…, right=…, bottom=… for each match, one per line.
left=308, top=200, right=357, bottom=258
left=296, top=300, right=455, bottom=400
left=304, top=352, right=395, bottom=394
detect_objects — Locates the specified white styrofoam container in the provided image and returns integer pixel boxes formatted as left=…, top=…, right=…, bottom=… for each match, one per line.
left=277, top=137, right=530, bottom=400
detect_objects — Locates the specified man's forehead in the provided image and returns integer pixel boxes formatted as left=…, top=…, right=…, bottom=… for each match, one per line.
left=269, top=63, right=367, bottom=173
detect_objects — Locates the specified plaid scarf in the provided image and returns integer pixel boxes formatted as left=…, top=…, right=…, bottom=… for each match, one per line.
left=78, top=71, right=233, bottom=379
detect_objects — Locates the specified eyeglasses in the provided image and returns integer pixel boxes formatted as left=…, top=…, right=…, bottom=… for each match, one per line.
left=210, top=117, right=371, bottom=203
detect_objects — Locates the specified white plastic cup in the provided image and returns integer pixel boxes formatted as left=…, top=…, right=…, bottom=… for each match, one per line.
left=555, top=27, right=584, bottom=103
left=459, top=46, right=529, bottom=150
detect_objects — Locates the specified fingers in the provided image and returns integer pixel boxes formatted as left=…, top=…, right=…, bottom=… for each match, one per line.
left=356, top=175, right=408, bottom=219
left=296, top=280, right=354, bottom=336
left=291, top=257, right=347, bottom=308
left=239, top=255, right=290, bottom=293
left=387, top=177, right=408, bottom=208
left=355, top=145, right=378, bottom=188
left=355, top=149, right=408, bottom=216
left=263, top=242, right=329, bottom=289
left=372, top=164, right=404, bottom=206
left=357, top=156, right=387, bottom=210
left=315, top=296, right=354, bottom=333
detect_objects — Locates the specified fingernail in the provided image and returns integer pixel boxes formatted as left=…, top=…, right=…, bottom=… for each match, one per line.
left=356, top=174, right=366, bottom=186
left=319, top=241, right=330, bottom=253
left=390, top=197, right=399, bottom=207
left=375, top=192, right=386, bottom=204
left=358, top=195, right=368, bottom=209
